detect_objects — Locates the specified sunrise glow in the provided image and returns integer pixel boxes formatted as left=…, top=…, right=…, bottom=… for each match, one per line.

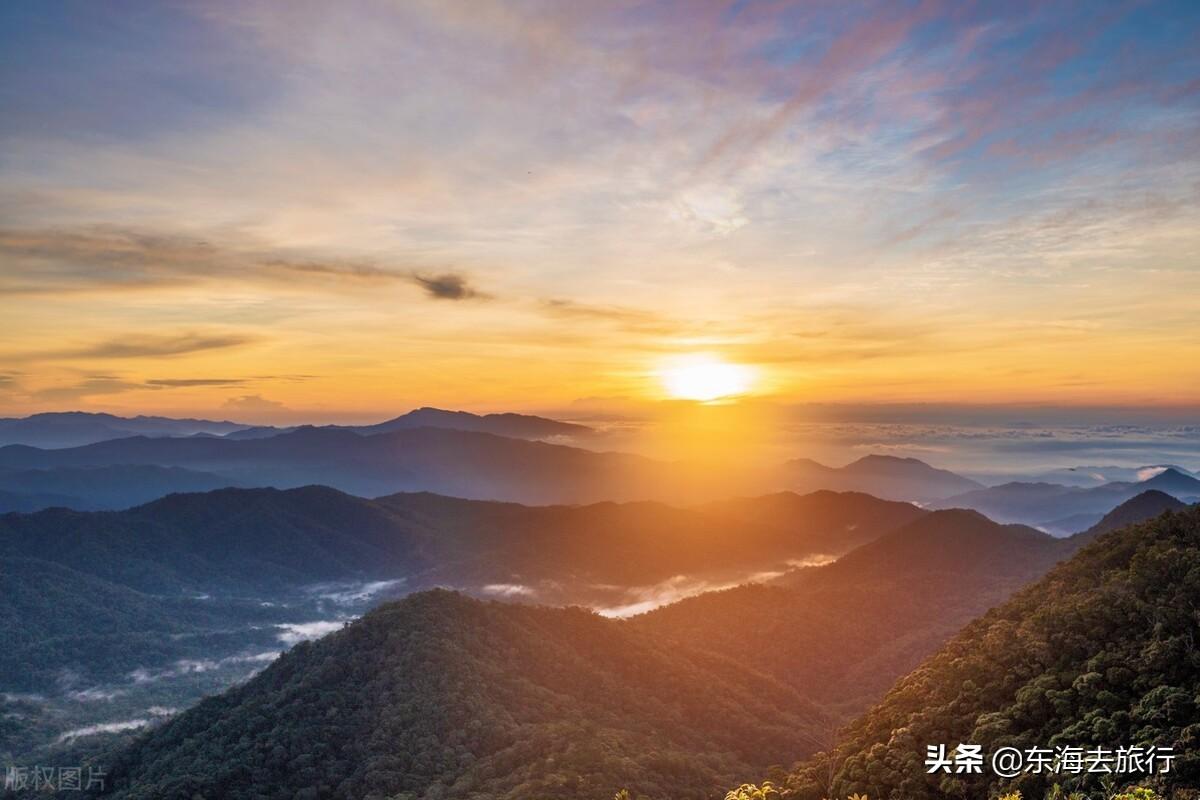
left=659, top=357, right=756, bottom=402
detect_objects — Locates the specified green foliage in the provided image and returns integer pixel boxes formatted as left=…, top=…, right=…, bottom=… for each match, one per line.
left=724, top=781, right=784, bottom=800
left=783, top=507, right=1200, bottom=800
left=97, top=590, right=829, bottom=800
left=1110, top=789, right=1161, bottom=800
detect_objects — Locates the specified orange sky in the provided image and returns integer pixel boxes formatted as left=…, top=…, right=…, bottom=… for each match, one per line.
left=2, top=2, right=1198, bottom=422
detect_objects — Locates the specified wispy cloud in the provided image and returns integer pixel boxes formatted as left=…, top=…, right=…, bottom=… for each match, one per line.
left=145, top=378, right=247, bottom=387
left=0, top=1, right=1197, bottom=412
left=220, top=394, right=286, bottom=413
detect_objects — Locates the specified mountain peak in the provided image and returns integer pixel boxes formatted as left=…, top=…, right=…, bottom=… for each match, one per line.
left=1077, top=489, right=1187, bottom=541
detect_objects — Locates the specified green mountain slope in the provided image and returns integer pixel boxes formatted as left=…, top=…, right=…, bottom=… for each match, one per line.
left=96, top=591, right=828, bottom=800
left=783, top=505, right=1200, bottom=799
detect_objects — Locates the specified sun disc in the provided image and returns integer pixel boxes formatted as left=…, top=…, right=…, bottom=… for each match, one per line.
left=658, top=357, right=754, bottom=401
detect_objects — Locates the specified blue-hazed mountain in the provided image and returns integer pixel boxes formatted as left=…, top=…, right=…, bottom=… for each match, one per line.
left=0, top=465, right=237, bottom=512
left=0, top=426, right=663, bottom=504
left=785, top=454, right=984, bottom=503
left=0, top=412, right=250, bottom=449
left=937, top=467, right=1200, bottom=529
left=221, top=406, right=593, bottom=442
left=1072, top=488, right=1187, bottom=542
left=1050, top=464, right=1197, bottom=487
left=0, top=408, right=594, bottom=450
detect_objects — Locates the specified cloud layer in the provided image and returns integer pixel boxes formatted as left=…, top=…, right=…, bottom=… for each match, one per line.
left=0, top=1, right=1197, bottom=416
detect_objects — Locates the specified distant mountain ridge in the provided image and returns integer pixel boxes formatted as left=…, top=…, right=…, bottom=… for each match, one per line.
left=0, top=464, right=236, bottom=512
left=786, top=454, right=984, bottom=502
left=0, top=425, right=655, bottom=504
left=0, top=407, right=593, bottom=450
left=0, top=411, right=248, bottom=448
left=938, top=466, right=1200, bottom=529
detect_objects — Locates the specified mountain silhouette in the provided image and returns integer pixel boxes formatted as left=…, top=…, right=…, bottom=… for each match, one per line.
left=0, top=426, right=661, bottom=504
left=785, top=454, right=983, bottom=503
left=1072, top=488, right=1187, bottom=543
left=0, top=411, right=249, bottom=448
left=939, top=467, right=1200, bottom=528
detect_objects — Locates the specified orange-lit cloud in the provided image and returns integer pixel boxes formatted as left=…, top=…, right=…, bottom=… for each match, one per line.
left=0, top=1, right=1197, bottom=420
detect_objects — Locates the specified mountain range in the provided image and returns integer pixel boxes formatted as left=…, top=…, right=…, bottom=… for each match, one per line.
left=0, top=409, right=592, bottom=449
left=0, top=412, right=249, bottom=449
left=0, top=486, right=923, bottom=696
left=938, top=467, right=1200, bottom=530
left=1, top=412, right=1193, bottom=527
left=0, top=425, right=668, bottom=505
left=79, top=496, right=1196, bottom=800
left=785, top=454, right=985, bottom=503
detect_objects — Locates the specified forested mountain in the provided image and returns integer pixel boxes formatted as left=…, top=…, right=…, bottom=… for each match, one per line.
left=785, top=455, right=983, bottom=503
left=0, top=486, right=918, bottom=599
left=781, top=505, right=1200, bottom=799
left=93, top=590, right=829, bottom=800
left=0, top=486, right=921, bottom=693
left=0, top=557, right=289, bottom=693
left=633, top=510, right=1074, bottom=719
left=376, top=489, right=924, bottom=597
left=1074, top=490, right=1187, bottom=542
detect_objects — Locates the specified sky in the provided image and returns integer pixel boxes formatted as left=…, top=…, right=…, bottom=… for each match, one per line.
left=1, top=0, right=1199, bottom=424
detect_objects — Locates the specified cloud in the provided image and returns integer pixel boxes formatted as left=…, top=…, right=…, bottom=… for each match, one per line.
left=65, top=333, right=256, bottom=359
left=33, top=377, right=153, bottom=401
left=145, top=378, right=247, bottom=387
left=412, top=272, right=487, bottom=300
left=0, top=227, right=479, bottom=296
left=539, top=299, right=676, bottom=334
left=220, top=394, right=286, bottom=412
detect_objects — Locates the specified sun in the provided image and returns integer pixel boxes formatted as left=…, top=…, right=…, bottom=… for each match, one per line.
left=658, top=355, right=756, bottom=402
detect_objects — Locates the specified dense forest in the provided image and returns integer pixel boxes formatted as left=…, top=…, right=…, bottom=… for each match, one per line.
left=0, top=485, right=921, bottom=597
left=90, top=590, right=828, bottom=800
left=781, top=505, right=1200, bottom=799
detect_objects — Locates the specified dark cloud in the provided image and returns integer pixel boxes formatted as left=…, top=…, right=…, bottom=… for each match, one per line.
left=0, top=227, right=480, bottom=296
left=412, top=272, right=487, bottom=300
left=145, top=378, right=247, bottom=387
